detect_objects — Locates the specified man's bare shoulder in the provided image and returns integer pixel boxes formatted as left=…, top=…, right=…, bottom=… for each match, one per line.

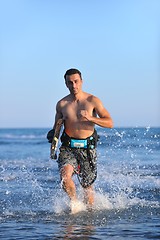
left=57, top=94, right=71, bottom=106
left=84, top=92, right=100, bottom=103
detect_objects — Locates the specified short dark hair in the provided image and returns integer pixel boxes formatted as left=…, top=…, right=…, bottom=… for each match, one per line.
left=64, top=68, right=82, bottom=80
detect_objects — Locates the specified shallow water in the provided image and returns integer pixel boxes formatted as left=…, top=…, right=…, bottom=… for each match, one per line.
left=0, top=127, right=159, bottom=239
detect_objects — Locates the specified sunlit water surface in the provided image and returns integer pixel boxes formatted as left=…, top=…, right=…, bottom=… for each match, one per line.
left=0, top=127, right=159, bottom=239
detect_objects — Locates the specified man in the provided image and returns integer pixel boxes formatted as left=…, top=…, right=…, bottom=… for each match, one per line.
left=48, top=68, right=113, bottom=213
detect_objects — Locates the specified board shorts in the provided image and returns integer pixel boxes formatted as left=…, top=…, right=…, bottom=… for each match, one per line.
left=57, top=146, right=97, bottom=188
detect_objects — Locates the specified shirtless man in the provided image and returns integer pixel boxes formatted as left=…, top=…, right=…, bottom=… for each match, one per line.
left=48, top=68, right=113, bottom=213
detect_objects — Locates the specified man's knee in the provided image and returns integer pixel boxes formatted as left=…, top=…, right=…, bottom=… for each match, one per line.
left=61, top=164, right=74, bottom=177
left=60, top=164, right=74, bottom=185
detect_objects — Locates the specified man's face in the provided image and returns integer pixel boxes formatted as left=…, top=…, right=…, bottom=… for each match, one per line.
left=65, top=73, right=82, bottom=95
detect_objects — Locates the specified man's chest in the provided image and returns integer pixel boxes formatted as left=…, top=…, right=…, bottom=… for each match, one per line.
left=62, top=101, right=93, bottom=117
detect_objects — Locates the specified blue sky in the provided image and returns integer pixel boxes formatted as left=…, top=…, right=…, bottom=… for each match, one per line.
left=0, top=0, right=159, bottom=128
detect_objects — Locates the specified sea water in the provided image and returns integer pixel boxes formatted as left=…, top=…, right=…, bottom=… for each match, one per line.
left=0, top=127, right=159, bottom=239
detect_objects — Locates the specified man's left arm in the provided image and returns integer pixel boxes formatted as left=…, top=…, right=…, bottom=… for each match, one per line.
left=81, top=97, right=113, bottom=128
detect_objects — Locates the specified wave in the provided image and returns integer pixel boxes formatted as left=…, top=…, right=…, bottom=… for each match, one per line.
left=0, top=133, right=47, bottom=140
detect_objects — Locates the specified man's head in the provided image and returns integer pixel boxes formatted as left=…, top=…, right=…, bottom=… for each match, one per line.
left=64, top=68, right=83, bottom=95
left=64, top=68, right=82, bottom=81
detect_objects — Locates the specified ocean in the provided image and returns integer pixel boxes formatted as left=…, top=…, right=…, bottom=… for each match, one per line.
left=0, top=127, right=159, bottom=239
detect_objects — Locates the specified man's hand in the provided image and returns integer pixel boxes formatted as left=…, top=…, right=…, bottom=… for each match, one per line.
left=79, top=110, right=91, bottom=121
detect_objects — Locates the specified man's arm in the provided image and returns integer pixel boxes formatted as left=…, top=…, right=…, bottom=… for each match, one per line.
left=47, top=101, right=63, bottom=143
left=53, top=101, right=63, bottom=129
left=80, top=97, right=113, bottom=128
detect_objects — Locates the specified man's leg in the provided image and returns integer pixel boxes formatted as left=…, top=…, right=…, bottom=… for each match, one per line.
left=60, top=164, right=85, bottom=213
left=83, top=185, right=94, bottom=207
left=60, top=164, right=77, bottom=201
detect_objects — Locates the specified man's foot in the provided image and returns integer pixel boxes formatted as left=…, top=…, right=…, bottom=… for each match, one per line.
left=70, top=200, right=85, bottom=214
left=86, top=203, right=94, bottom=212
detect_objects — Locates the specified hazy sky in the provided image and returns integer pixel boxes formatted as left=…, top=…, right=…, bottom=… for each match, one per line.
left=0, top=0, right=159, bottom=128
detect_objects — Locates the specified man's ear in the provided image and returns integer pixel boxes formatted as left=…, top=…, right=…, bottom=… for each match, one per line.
left=65, top=80, right=68, bottom=88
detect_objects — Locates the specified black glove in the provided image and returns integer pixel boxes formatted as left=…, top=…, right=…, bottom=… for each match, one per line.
left=47, top=129, right=55, bottom=143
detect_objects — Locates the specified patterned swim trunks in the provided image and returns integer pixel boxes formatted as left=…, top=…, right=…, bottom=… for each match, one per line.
left=57, top=146, right=97, bottom=188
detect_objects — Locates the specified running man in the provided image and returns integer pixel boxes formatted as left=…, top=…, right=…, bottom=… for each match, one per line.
left=47, top=68, right=113, bottom=213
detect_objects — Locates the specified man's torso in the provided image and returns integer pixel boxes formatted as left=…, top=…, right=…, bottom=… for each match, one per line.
left=59, top=92, right=96, bottom=138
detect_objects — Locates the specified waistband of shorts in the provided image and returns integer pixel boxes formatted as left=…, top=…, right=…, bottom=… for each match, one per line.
left=60, top=129, right=99, bottom=149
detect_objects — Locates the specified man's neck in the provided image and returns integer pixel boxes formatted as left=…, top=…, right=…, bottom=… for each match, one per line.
left=71, top=91, right=84, bottom=101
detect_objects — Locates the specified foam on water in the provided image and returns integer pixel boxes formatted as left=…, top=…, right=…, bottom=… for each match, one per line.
left=49, top=183, right=159, bottom=217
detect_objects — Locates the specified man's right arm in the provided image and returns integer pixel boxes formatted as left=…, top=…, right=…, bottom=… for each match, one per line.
left=47, top=101, right=63, bottom=143
left=53, top=101, right=63, bottom=129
